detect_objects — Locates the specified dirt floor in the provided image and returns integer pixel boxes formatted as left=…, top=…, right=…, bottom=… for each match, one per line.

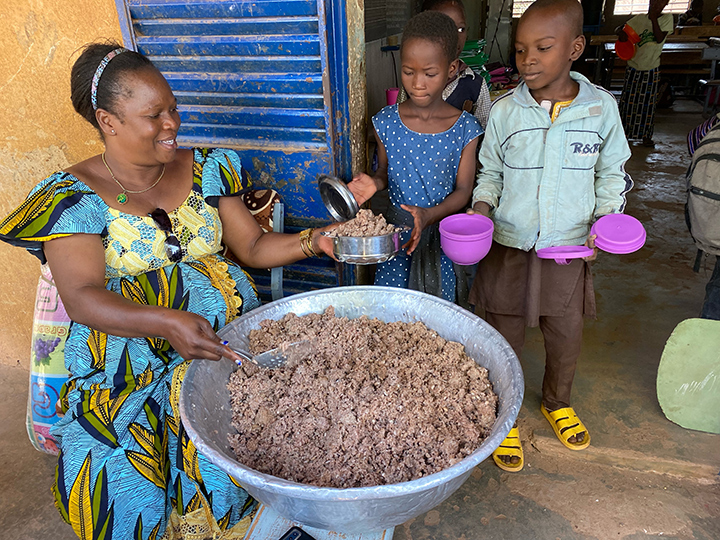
left=0, top=100, right=718, bottom=540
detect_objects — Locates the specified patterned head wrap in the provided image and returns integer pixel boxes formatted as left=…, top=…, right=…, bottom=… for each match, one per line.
left=91, top=48, right=128, bottom=110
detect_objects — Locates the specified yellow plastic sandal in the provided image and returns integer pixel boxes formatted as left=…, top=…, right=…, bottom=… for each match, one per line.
left=541, top=405, right=591, bottom=451
left=492, top=426, right=524, bottom=472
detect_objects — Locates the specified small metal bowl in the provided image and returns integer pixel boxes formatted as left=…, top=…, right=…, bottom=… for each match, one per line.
left=324, top=228, right=409, bottom=265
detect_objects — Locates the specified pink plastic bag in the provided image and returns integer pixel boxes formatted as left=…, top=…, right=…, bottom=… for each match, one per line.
left=26, top=264, right=71, bottom=455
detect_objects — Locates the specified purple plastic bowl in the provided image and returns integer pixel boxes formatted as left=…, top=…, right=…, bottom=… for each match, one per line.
left=439, top=214, right=494, bottom=265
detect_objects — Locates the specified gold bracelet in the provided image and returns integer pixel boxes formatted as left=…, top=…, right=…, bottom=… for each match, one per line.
left=299, top=228, right=316, bottom=258
left=306, top=229, right=319, bottom=258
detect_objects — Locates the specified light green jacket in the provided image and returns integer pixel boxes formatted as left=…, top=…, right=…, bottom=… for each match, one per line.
left=472, top=72, right=633, bottom=251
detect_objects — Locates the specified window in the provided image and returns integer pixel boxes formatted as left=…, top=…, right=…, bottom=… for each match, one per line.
left=614, top=0, right=689, bottom=15
left=513, top=0, right=689, bottom=19
left=512, top=0, right=533, bottom=18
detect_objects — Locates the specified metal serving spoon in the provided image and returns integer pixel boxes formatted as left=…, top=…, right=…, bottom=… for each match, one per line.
left=221, top=339, right=312, bottom=369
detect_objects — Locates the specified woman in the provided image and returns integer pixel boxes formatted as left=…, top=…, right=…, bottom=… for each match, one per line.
left=0, top=42, right=334, bottom=540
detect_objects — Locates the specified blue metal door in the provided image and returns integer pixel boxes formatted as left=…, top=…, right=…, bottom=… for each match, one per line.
left=114, top=0, right=359, bottom=297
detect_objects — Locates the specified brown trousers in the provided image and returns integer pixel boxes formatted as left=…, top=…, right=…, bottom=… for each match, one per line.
left=484, top=272, right=585, bottom=410
left=470, top=243, right=593, bottom=410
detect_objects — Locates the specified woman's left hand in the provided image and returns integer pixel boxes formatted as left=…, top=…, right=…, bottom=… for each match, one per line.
left=400, top=204, right=431, bottom=255
left=313, top=223, right=340, bottom=260
left=583, top=234, right=598, bottom=261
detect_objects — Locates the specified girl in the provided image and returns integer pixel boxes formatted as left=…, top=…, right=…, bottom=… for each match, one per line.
left=398, top=0, right=492, bottom=130
left=617, top=0, right=673, bottom=147
left=349, top=11, right=482, bottom=302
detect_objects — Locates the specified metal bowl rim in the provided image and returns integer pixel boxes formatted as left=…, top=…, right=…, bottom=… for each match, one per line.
left=180, top=286, right=523, bottom=500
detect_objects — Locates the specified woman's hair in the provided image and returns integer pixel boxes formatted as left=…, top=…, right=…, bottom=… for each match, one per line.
left=401, top=11, right=459, bottom=64
left=421, top=0, right=465, bottom=15
left=70, top=41, right=156, bottom=130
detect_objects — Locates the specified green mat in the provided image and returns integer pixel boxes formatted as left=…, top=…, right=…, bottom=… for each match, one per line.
left=657, top=318, right=720, bottom=434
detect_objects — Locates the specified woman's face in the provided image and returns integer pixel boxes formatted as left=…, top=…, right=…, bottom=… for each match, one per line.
left=108, top=68, right=180, bottom=165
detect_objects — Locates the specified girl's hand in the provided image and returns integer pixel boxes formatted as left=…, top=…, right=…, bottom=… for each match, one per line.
left=347, top=174, right=379, bottom=206
left=400, top=204, right=431, bottom=255
left=164, top=310, right=243, bottom=363
left=466, top=201, right=493, bottom=217
left=583, top=234, right=599, bottom=262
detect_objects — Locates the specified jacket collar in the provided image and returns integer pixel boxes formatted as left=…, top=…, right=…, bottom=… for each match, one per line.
left=512, top=72, right=603, bottom=119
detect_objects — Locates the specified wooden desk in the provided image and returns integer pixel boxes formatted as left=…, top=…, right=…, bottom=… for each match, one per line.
left=590, top=37, right=709, bottom=86
left=674, top=24, right=720, bottom=38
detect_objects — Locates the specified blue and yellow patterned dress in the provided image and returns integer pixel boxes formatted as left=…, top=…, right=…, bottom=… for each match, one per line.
left=0, top=148, right=260, bottom=540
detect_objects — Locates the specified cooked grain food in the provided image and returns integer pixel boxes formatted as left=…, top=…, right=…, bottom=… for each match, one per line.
left=227, top=307, right=498, bottom=488
left=327, top=208, right=398, bottom=237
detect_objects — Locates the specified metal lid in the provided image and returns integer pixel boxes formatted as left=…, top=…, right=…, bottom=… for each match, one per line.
left=318, top=175, right=359, bottom=222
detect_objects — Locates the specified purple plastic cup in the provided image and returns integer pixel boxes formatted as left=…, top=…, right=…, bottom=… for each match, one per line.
left=439, top=214, right=494, bottom=265
left=590, top=214, right=646, bottom=254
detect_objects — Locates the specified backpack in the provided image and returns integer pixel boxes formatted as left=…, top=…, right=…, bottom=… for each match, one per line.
left=686, top=122, right=720, bottom=258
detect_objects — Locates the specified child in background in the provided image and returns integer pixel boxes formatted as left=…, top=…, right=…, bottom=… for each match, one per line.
left=617, top=0, right=673, bottom=147
left=349, top=11, right=481, bottom=302
left=397, top=0, right=492, bottom=130
left=678, top=0, right=703, bottom=26
left=469, top=0, right=632, bottom=471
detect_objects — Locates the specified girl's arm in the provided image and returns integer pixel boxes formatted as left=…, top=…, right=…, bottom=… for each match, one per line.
left=218, top=196, right=334, bottom=267
left=44, top=235, right=241, bottom=362
left=648, top=3, right=670, bottom=42
left=649, top=15, right=669, bottom=42
left=347, top=127, right=389, bottom=206
left=402, top=135, right=480, bottom=254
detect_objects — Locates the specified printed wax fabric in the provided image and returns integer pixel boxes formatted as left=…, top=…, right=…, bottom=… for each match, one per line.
left=372, top=105, right=482, bottom=302
left=620, top=66, right=660, bottom=140
left=0, top=147, right=260, bottom=540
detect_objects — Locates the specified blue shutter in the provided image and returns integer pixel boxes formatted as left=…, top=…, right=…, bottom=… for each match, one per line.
left=115, top=0, right=356, bottom=298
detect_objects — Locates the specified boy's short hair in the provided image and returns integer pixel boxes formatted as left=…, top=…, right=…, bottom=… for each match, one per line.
left=523, top=0, right=583, bottom=36
left=401, top=11, right=459, bottom=64
left=421, top=0, right=465, bottom=13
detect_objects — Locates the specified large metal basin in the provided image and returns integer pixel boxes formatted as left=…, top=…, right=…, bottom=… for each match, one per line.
left=179, top=286, right=523, bottom=534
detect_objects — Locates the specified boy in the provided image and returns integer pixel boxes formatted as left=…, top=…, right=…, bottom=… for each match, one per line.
left=468, top=0, right=632, bottom=471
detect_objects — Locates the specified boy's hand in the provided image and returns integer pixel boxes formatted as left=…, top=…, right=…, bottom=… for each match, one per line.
left=583, top=234, right=598, bottom=262
left=400, top=204, right=430, bottom=255
left=466, top=201, right=493, bottom=217
left=617, top=29, right=628, bottom=42
left=347, top=174, right=379, bottom=206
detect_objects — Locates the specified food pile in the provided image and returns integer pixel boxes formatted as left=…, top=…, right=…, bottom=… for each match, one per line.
left=227, top=307, right=498, bottom=488
left=327, top=209, right=398, bottom=237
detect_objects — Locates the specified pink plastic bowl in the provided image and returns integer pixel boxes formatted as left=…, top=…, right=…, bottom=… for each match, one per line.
left=439, top=214, right=494, bottom=265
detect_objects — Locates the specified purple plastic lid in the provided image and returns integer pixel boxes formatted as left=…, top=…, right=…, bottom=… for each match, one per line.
left=590, top=214, right=646, bottom=255
left=536, top=245, right=594, bottom=265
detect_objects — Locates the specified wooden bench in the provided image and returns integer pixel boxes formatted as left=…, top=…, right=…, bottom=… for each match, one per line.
left=698, top=79, right=720, bottom=114
left=673, top=25, right=720, bottom=38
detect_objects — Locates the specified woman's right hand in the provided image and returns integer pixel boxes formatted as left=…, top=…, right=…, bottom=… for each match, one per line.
left=347, top=173, right=379, bottom=206
left=163, top=310, right=243, bottom=363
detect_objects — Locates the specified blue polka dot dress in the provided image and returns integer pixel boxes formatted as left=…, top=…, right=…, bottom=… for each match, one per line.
left=373, top=104, right=482, bottom=301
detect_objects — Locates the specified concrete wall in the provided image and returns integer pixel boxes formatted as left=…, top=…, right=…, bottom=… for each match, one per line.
left=0, top=0, right=121, bottom=367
